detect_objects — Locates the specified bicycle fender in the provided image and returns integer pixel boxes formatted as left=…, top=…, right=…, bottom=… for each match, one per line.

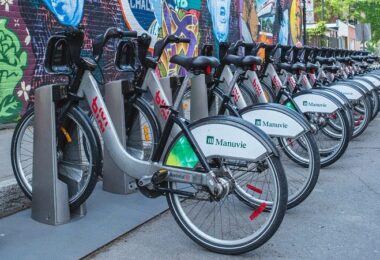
left=239, top=103, right=310, bottom=138
left=292, top=90, right=341, bottom=113
left=360, top=76, right=380, bottom=88
left=328, top=84, right=364, bottom=101
left=350, top=78, right=375, bottom=91
left=189, top=116, right=279, bottom=160
left=312, top=88, right=349, bottom=107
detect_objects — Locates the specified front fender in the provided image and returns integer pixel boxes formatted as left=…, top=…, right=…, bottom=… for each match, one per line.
left=292, top=90, right=341, bottom=113
left=239, top=103, right=311, bottom=138
left=328, top=83, right=364, bottom=101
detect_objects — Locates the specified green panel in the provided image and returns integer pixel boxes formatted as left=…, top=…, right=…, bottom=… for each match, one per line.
left=165, top=136, right=199, bottom=168
left=284, top=100, right=296, bottom=111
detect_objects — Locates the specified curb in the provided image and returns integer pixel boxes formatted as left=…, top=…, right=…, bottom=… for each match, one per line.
left=0, top=178, right=30, bottom=218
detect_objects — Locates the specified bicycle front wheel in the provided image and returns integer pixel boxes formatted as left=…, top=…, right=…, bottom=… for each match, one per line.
left=164, top=119, right=287, bottom=254
left=166, top=154, right=287, bottom=254
left=11, top=106, right=101, bottom=209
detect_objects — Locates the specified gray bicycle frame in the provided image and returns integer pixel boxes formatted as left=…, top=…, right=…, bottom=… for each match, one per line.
left=212, top=65, right=269, bottom=111
left=77, top=69, right=209, bottom=186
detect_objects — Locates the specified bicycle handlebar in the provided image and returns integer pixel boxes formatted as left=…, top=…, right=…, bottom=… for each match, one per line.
left=153, top=35, right=190, bottom=60
left=93, top=27, right=138, bottom=61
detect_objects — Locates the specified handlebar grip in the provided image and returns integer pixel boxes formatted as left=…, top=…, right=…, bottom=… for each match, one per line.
left=121, top=30, right=138, bottom=38
left=177, top=38, right=191, bottom=43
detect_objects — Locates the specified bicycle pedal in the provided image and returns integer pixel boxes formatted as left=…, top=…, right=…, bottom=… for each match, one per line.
left=151, top=169, right=168, bottom=185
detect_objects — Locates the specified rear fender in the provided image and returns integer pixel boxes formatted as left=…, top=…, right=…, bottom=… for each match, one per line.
left=239, top=103, right=310, bottom=138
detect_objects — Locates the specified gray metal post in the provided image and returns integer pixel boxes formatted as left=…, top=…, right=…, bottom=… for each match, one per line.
left=103, top=80, right=136, bottom=194
left=190, top=74, right=209, bottom=121
left=32, top=85, right=70, bottom=225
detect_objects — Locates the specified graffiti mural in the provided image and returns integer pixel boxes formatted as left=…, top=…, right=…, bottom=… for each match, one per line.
left=41, top=0, right=85, bottom=26
left=158, top=1, right=200, bottom=77
left=207, top=0, right=231, bottom=43
left=119, top=0, right=161, bottom=47
left=242, top=0, right=302, bottom=45
left=0, top=1, right=36, bottom=124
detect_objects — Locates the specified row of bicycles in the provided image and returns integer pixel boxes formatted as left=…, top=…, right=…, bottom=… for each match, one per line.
left=10, top=27, right=380, bottom=254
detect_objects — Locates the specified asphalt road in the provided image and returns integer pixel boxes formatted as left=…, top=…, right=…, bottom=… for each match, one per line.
left=87, top=118, right=380, bottom=260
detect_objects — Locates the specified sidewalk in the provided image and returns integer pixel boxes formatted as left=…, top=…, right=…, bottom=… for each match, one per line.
left=0, top=128, right=30, bottom=217
left=87, top=119, right=380, bottom=259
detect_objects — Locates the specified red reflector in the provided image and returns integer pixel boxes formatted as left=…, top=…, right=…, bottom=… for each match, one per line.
left=251, top=64, right=257, bottom=71
left=246, top=184, right=263, bottom=194
left=205, top=65, right=212, bottom=75
left=249, top=202, right=267, bottom=221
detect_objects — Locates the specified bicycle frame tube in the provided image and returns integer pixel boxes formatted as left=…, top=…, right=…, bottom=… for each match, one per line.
left=77, top=70, right=209, bottom=185
left=243, top=70, right=270, bottom=103
left=218, top=66, right=247, bottom=108
left=297, top=72, right=312, bottom=90
left=263, top=64, right=283, bottom=96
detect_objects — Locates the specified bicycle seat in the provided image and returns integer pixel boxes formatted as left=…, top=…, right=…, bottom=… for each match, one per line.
left=170, top=55, right=219, bottom=70
left=335, top=57, right=348, bottom=63
left=222, top=54, right=262, bottom=67
left=292, top=62, right=306, bottom=71
left=277, top=63, right=292, bottom=72
left=324, top=65, right=340, bottom=73
left=315, top=56, right=335, bottom=65
left=306, top=62, right=318, bottom=72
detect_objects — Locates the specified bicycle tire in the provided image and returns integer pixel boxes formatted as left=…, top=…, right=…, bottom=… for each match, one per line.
left=11, top=106, right=101, bottom=209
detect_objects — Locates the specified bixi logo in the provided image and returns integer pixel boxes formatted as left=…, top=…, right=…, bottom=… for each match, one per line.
left=91, top=96, right=109, bottom=133
left=206, top=135, right=247, bottom=149
left=206, top=136, right=215, bottom=145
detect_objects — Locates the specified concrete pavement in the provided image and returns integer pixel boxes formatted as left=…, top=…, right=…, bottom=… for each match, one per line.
left=87, top=118, right=380, bottom=259
left=0, top=128, right=30, bottom=217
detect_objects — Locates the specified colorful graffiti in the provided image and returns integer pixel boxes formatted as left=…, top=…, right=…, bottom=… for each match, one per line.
left=0, top=19, right=26, bottom=123
left=207, top=0, right=231, bottom=43
left=242, top=0, right=302, bottom=45
left=0, top=0, right=302, bottom=125
left=159, top=1, right=200, bottom=77
left=41, top=0, right=84, bottom=26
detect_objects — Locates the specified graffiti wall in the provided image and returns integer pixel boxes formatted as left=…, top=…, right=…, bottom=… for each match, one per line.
left=0, top=0, right=302, bottom=125
left=242, top=0, right=302, bottom=45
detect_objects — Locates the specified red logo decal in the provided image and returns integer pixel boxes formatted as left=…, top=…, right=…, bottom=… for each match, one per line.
left=155, top=90, right=170, bottom=120
left=91, top=96, right=109, bottom=133
left=272, top=75, right=282, bottom=89
left=308, top=73, right=316, bottom=85
left=252, top=78, right=263, bottom=97
left=231, top=87, right=241, bottom=103
left=288, top=76, right=296, bottom=89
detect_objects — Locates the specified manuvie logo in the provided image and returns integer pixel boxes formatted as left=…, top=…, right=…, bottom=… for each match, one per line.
left=206, top=135, right=247, bottom=149
left=255, top=119, right=262, bottom=126
left=303, top=101, right=308, bottom=106
left=206, top=136, right=214, bottom=145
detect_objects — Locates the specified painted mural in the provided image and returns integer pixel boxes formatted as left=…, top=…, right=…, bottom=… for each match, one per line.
left=242, top=0, right=302, bottom=45
left=0, top=0, right=302, bottom=125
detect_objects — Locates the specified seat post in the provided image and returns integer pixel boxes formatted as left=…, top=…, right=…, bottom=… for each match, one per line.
left=190, top=73, right=209, bottom=122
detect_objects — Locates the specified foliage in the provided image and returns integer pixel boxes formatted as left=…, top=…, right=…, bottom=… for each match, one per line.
left=313, top=0, right=380, bottom=48
left=0, top=19, right=26, bottom=122
left=307, top=21, right=327, bottom=37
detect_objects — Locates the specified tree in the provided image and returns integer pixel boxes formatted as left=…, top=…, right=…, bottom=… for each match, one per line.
left=313, top=0, right=380, bottom=49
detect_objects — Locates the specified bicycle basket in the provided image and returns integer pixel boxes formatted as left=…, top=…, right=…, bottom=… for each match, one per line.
left=115, top=40, right=137, bottom=72
left=44, top=35, right=73, bottom=75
